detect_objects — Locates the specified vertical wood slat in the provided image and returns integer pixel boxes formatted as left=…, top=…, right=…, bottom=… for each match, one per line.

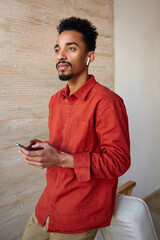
left=0, top=1, right=114, bottom=239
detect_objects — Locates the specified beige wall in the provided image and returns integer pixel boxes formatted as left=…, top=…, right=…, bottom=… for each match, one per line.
left=0, top=1, right=114, bottom=239
left=114, top=0, right=160, bottom=198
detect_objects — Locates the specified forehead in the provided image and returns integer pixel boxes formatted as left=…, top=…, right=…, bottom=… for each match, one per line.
left=56, top=30, right=85, bottom=48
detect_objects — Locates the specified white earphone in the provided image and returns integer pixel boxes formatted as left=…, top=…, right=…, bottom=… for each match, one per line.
left=86, top=57, right=90, bottom=66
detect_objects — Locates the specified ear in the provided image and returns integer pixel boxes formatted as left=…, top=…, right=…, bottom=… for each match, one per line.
left=89, top=51, right=95, bottom=64
left=86, top=51, right=95, bottom=66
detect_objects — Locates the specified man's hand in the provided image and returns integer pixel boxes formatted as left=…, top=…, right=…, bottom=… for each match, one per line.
left=19, top=141, right=73, bottom=169
left=27, top=138, right=42, bottom=150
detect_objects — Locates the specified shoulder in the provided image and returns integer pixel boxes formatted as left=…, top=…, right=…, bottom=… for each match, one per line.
left=49, top=87, right=65, bottom=104
left=91, top=81, right=123, bottom=104
left=92, top=82, right=128, bottom=120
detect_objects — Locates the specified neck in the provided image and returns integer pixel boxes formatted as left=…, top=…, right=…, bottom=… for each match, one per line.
left=67, top=70, right=89, bottom=95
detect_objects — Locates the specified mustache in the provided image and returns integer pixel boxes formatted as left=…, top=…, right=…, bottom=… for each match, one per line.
left=56, top=61, right=72, bottom=69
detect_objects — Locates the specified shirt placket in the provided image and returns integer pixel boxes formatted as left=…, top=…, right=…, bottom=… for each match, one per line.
left=48, top=95, right=76, bottom=231
left=61, top=96, right=75, bottom=152
left=49, top=167, right=61, bottom=232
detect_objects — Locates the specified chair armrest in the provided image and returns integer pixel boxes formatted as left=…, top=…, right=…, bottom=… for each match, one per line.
left=117, top=180, right=136, bottom=196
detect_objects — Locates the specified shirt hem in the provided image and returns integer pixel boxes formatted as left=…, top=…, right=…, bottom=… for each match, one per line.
left=46, top=221, right=111, bottom=234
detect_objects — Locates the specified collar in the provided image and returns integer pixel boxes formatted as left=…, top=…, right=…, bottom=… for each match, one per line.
left=61, top=75, right=96, bottom=101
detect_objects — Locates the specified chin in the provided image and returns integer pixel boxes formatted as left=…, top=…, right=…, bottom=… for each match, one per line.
left=59, top=73, right=73, bottom=81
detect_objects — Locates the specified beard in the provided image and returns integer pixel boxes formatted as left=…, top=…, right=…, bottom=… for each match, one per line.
left=58, top=72, right=73, bottom=81
left=56, top=61, right=73, bottom=81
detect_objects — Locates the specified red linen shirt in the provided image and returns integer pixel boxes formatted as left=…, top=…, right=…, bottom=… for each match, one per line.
left=35, top=75, right=130, bottom=233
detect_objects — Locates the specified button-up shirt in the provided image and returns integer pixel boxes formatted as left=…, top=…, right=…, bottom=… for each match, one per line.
left=35, top=75, right=130, bottom=233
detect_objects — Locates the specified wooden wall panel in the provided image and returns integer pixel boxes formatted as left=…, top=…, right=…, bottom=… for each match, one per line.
left=0, top=0, right=114, bottom=239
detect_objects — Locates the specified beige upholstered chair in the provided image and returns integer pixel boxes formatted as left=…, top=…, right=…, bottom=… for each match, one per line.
left=95, top=182, right=158, bottom=240
left=95, top=194, right=158, bottom=240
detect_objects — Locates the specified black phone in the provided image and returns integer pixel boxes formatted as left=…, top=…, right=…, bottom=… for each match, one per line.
left=11, top=141, right=32, bottom=151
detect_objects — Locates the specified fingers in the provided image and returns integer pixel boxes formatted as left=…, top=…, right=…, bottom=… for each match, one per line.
left=19, top=143, right=59, bottom=169
left=27, top=139, right=41, bottom=148
left=31, top=142, right=46, bottom=150
left=19, top=148, right=45, bottom=168
left=20, top=145, right=45, bottom=157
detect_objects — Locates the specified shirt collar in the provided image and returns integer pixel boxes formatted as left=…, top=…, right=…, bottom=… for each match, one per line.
left=61, top=75, right=96, bottom=101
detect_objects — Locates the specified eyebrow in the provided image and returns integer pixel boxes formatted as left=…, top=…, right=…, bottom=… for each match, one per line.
left=54, top=42, right=79, bottom=49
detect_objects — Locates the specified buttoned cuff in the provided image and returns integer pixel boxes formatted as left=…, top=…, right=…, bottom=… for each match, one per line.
left=73, top=152, right=91, bottom=181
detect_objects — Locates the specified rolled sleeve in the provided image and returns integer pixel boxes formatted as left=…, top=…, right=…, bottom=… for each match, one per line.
left=73, top=152, right=91, bottom=181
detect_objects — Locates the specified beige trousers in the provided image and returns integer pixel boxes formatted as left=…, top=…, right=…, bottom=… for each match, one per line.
left=22, top=212, right=98, bottom=240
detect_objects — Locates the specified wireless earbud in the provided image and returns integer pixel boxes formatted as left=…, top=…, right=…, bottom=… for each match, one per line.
left=86, top=57, right=90, bottom=66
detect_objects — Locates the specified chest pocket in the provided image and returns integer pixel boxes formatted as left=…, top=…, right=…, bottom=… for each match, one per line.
left=68, top=120, right=90, bottom=153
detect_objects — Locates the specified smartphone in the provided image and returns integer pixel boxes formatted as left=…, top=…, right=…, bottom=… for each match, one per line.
left=11, top=141, right=32, bottom=151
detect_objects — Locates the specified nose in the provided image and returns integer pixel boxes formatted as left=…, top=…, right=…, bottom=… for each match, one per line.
left=57, top=49, right=67, bottom=61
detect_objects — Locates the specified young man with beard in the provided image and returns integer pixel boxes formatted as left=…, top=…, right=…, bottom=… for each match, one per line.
left=21, top=17, right=130, bottom=240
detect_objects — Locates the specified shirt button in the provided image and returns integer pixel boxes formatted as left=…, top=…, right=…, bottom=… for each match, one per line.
left=51, top=201, right=55, bottom=207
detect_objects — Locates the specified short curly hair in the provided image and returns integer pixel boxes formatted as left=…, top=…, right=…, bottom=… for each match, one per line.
left=57, top=17, right=98, bottom=52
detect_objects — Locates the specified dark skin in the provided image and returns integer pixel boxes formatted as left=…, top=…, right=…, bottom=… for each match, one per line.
left=19, top=30, right=95, bottom=169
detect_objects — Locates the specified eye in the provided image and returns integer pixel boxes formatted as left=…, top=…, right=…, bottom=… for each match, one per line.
left=68, top=47, right=76, bottom=51
left=54, top=48, right=60, bottom=54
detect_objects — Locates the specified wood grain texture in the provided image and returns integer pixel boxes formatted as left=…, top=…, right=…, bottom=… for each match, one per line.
left=0, top=1, right=114, bottom=239
left=117, top=181, right=136, bottom=196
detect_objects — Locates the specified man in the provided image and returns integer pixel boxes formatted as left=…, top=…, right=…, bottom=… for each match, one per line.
left=21, top=17, right=130, bottom=240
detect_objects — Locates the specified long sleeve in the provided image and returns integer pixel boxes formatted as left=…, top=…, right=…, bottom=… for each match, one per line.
left=73, top=98, right=131, bottom=181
